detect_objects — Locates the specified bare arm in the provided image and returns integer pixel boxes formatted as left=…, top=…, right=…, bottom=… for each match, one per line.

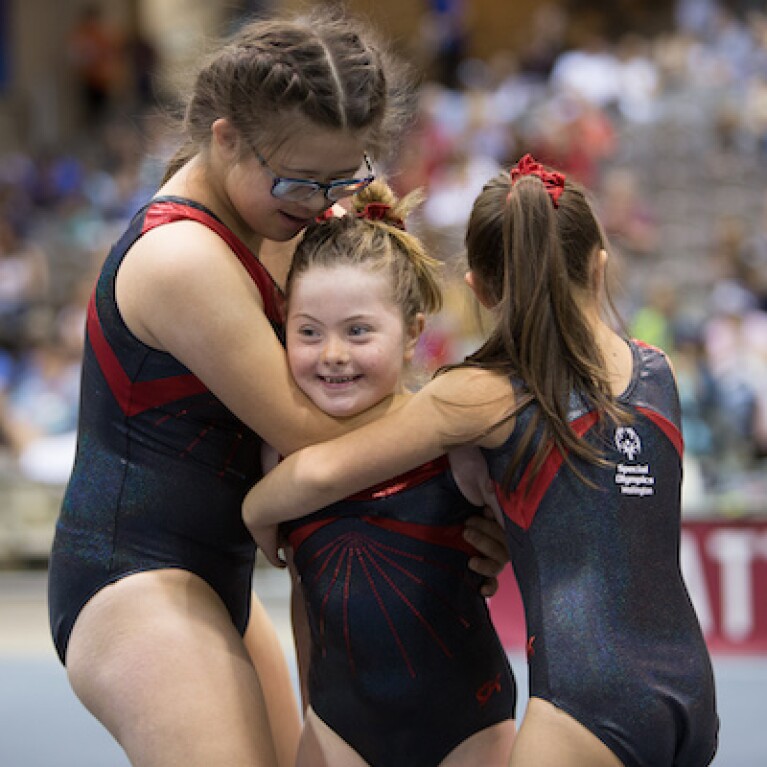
left=243, top=366, right=516, bottom=529
left=115, top=221, right=392, bottom=456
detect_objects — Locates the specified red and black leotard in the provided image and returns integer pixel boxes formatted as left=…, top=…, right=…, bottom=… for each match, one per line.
left=483, top=340, right=719, bottom=767
left=282, top=456, right=516, bottom=767
left=48, top=197, right=283, bottom=664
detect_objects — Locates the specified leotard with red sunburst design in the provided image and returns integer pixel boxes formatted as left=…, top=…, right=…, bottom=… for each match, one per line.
left=48, top=197, right=283, bottom=664
left=282, top=455, right=516, bottom=767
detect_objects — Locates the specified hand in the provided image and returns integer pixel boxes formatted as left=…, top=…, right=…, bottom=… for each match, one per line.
left=252, top=524, right=287, bottom=568
left=464, top=508, right=509, bottom=597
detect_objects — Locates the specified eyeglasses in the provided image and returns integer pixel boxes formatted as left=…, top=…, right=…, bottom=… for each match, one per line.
left=252, top=147, right=375, bottom=202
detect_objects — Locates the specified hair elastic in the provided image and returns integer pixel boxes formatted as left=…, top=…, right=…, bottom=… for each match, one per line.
left=356, top=202, right=405, bottom=230
left=508, top=153, right=566, bottom=207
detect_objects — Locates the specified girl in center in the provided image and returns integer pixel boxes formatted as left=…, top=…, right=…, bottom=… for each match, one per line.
left=255, top=179, right=516, bottom=767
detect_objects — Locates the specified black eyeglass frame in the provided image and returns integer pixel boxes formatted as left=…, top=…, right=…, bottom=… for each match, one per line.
left=252, top=147, right=375, bottom=202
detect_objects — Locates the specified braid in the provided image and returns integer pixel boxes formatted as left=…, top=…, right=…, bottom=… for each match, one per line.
left=162, top=6, right=414, bottom=180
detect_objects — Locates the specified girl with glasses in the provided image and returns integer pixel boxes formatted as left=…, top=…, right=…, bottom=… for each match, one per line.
left=47, top=8, right=508, bottom=767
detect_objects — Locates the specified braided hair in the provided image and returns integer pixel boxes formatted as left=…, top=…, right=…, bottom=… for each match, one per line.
left=162, top=6, right=414, bottom=182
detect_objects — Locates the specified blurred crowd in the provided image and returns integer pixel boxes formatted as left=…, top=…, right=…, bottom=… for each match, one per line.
left=1, top=0, right=766, bottom=529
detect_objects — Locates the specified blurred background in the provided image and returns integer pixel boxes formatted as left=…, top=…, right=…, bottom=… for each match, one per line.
left=0, top=0, right=766, bottom=765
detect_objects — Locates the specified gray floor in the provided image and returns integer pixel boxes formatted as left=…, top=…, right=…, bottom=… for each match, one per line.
left=1, top=569, right=764, bottom=767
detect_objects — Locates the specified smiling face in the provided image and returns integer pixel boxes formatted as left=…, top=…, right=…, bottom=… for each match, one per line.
left=286, top=264, right=419, bottom=417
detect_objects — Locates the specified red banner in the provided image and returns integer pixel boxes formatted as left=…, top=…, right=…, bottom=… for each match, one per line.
left=489, top=518, right=767, bottom=654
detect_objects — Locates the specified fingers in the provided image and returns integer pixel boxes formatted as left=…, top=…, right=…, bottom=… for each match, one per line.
left=255, top=528, right=287, bottom=568
left=464, top=509, right=508, bottom=597
left=480, top=576, right=500, bottom=598
left=464, top=515, right=509, bottom=574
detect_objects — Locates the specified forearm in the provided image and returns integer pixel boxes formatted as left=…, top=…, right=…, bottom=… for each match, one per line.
left=243, top=406, right=445, bottom=528
left=243, top=367, right=515, bottom=528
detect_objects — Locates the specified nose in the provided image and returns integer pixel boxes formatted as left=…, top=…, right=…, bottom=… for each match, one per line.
left=301, top=188, right=334, bottom=215
left=321, top=335, right=350, bottom=366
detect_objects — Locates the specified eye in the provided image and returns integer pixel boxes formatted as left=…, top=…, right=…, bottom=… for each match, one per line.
left=296, top=325, right=321, bottom=341
left=348, top=324, right=372, bottom=338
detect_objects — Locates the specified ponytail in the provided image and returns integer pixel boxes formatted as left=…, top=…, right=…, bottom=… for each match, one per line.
left=460, top=162, right=629, bottom=489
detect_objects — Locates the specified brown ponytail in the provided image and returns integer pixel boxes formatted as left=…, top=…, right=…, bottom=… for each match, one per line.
left=460, top=166, right=629, bottom=488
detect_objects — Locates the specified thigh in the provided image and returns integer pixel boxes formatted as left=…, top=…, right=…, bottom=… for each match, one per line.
left=510, top=698, right=624, bottom=767
left=295, top=707, right=370, bottom=767
left=440, top=720, right=516, bottom=767
left=66, top=569, right=278, bottom=767
left=243, top=592, right=302, bottom=767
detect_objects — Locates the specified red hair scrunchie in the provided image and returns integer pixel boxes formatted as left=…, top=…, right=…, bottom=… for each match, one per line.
left=356, top=202, right=405, bottom=230
left=508, top=153, right=566, bottom=207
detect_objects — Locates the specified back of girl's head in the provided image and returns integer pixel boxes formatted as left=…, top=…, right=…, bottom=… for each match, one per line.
left=286, top=179, right=442, bottom=326
left=464, top=158, right=625, bottom=478
left=163, top=6, right=414, bottom=180
left=466, top=170, right=603, bottom=311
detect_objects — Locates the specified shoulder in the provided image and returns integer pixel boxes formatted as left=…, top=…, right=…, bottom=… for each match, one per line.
left=419, top=366, right=516, bottom=447
left=632, top=339, right=678, bottom=383
left=126, top=217, right=262, bottom=301
left=430, top=366, right=513, bottom=401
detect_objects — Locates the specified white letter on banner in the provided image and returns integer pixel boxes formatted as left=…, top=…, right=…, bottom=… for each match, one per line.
left=707, top=529, right=754, bottom=642
left=680, top=531, right=713, bottom=635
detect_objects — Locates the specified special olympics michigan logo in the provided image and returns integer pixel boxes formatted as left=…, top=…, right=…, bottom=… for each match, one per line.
left=615, top=426, right=642, bottom=460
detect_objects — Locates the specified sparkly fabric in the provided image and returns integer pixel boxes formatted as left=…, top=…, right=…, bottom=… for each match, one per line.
left=283, top=457, right=516, bottom=767
left=48, top=197, right=283, bottom=664
left=483, top=340, right=719, bottom=767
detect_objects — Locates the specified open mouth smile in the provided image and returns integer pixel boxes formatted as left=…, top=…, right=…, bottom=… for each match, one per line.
left=318, top=374, right=362, bottom=385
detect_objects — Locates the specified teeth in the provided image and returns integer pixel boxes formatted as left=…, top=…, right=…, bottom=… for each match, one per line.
left=320, top=376, right=356, bottom=383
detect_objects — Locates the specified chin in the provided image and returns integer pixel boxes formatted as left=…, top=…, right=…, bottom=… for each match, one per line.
left=323, top=401, right=367, bottom=418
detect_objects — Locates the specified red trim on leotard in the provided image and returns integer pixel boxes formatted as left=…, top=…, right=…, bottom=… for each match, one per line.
left=347, top=455, right=451, bottom=501
left=87, top=292, right=208, bottom=416
left=496, top=410, right=599, bottom=531
left=142, top=200, right=283, bottom=325
left=286, top=517, right=336, bottom=550
left=636, top=405, right=684, bottom=458
left=286, top=455, right=478, bottom=556
left=88, top=199, right=285, bottom=416
left=362, top=516, right=478, bottom=555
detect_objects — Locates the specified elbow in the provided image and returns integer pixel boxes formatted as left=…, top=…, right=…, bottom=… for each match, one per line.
left=289, top=445, right=344, bottom=508
left=242, top=486, right=266, bottom=533
left=242, top=445, right=341, bottom=531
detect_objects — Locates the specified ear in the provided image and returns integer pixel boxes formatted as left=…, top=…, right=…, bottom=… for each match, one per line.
left=593, top=248, right=608, bottom=293
left=211, top=118, right=241, bottom=161
left=465, top=270, right=496, bottom=309
left=403, top=312, right=425, bottom=363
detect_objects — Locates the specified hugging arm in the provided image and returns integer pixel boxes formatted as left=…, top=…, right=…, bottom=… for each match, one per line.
left=244, top=367, right=515, bottom=543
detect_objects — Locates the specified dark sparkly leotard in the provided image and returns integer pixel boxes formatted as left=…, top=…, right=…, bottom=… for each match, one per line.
left=282, top=456, right=516, bottom=767
left=483, top=340, right=718, bottom=767
left=48, top=197, right=283, bottom=664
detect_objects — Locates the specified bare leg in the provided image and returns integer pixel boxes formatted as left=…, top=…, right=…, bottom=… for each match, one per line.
left=66, top=570, right=279, bottom=767
left=510, top=698, right=624, bottom=767
left=295, top=706, right=369, bottom=767
left=243, top=592, right=302, bottom=767
left=440, top=719, right=516, bottom=766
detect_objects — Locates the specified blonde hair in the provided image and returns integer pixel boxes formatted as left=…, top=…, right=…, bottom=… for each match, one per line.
left=286, top=179, right=442, bottom=327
